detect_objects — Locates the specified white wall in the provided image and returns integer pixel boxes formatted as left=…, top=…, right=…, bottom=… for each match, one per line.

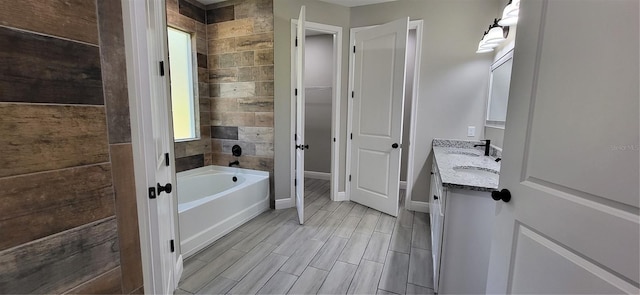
left=350, top=0, right=501, bottom=202
left=274, top=0, right=351, bottom=200
left=305, top=35, right=333, bottom=173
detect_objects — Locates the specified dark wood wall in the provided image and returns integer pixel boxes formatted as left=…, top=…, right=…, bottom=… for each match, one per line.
left=0, top=0, right=143, bottom=293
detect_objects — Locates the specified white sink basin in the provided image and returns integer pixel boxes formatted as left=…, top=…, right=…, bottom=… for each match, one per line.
left=445, top=151, right=481, bottom=157
left=453, top=166, right=499, bottom=178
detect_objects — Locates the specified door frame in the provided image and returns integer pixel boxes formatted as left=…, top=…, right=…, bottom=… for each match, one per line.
left=346, top=20, right=425, bottom=212
left=121, top=0, right=182, bottom=292
left=281, top=20, right=343, bottom=209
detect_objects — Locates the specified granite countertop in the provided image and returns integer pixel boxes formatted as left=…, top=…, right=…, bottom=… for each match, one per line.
left=432, top=139, right=502, bottom=192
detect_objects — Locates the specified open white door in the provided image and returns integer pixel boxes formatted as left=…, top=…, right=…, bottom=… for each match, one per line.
left=294, top=6, right=306, bottom=224
left=349, top=18, right=408, bottom=217
left=486, top=1, right=639, bottom=294
left=122, top=0, right=178, bottom=293
left=149, top=1, right=178, bottom=293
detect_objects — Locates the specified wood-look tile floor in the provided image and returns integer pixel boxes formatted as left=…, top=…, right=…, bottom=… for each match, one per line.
left=176, top=178, right=434, bottom=295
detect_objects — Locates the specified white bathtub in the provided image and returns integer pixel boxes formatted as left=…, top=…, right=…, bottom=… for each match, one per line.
left=177, top=165, right=270, bottom=257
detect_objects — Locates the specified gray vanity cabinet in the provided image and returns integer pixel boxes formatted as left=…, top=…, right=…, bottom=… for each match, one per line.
left=430, top=161, right=496, bottom=294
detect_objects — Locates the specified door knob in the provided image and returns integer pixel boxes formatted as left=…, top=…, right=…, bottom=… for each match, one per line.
left=157, top=183, right=172, bottom=195
left=392, top=143, right=399, bottom=149
left=491, top=189, right=511, bottom=203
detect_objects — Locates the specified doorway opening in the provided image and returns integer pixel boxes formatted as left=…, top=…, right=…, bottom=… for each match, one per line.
left=287, top=20, right=343, bottom=213
left=303, top=31, right=333, bottom=182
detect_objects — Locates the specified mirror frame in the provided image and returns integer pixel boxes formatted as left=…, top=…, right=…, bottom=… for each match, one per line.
left=485, top=49, right=514, bottom=129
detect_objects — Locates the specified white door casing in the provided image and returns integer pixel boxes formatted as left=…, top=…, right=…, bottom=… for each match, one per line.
left=349, top=18, right=409, bottom=217
left=294, top=6, right=306, bottom=224
left=486, top=0, right=639, bottom=294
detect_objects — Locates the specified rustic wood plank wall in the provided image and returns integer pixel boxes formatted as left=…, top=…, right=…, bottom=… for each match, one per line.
left=206, top=0, right=275, bottom=190
left=0, top=0, right=143, bottom=293
left=167, top=0, right=214, bottom=172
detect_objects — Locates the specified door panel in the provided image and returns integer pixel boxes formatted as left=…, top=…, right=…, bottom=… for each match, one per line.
left=350, top=18, right=408, bottom=217
left=510, top=225, right=635, bottom=294
left=356, top=149, right=390, bottom=196
left=486, top=0, right=639, bottom=293
left=294, top=6, right=306, bottom=224
left=358, top=34, right=397, bottom=137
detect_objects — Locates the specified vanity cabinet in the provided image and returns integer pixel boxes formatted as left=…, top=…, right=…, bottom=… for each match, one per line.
left=430, top=161, right=496, bottom=294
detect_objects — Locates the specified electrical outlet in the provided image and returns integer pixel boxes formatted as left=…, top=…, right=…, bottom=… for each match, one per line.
left=467, top=126, right=476, bottom=137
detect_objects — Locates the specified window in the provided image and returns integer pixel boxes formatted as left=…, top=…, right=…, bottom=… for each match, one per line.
left=167, top=27, right=199, bottom=141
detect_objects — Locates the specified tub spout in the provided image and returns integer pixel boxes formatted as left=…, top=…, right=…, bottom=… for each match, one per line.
left=229, top=160, right=240, bottom=167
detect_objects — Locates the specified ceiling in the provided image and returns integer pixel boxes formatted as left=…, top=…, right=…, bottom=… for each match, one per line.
left=195, top=0, right=397, bottom=7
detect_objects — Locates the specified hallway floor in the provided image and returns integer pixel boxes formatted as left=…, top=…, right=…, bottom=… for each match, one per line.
left=176, top=178, right=434, bottom=295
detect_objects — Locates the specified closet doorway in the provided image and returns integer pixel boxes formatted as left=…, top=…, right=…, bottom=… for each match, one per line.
left=290, top=21, right=343, bottom=208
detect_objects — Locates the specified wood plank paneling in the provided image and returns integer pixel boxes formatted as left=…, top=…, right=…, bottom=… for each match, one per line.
left=207, top=5, right=234, bottom=24
left=109, top=144, right=143, bottom=293
left=97, top=0, right=131, bottom=144
left=0, top=218, right=120, bottom=294
left=0, top=104, right=110, bottom=178
left=0, top=27, right=104, bottom=105
left=197, top=53, right=208, bottom=68
left=0, top=163, right=115, bottom=251
left=0, top=0, right=99, bottom=44
left=179, top=0, right=206, bottom=23
left=65, top=267, right=123, bottom=295
left=212, top=126, right=239, bottom=140
left=176, top=154, right=205, bottom=172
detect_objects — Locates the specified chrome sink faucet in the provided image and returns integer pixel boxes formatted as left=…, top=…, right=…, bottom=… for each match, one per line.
left=474, top=139, right=491, bottom=156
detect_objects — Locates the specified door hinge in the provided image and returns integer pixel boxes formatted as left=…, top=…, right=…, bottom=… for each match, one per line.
left=294, top=178, right=297, bottom=187
left=159, top=61, right=165, bottom=76
left=295, top=88, right=298, bottom=96
left=350, top=133, right=353, bottom=140
left=170, top=239, right=175, bottom=253
left=333, top=137, right=336, bottom=142
left=295, top=133, right=297, bottom=141
left=353, top=45, right=356, bottom=53
left=349, top=175, right=352, bottom=182
left=351, top=91, right=354, bottom=98
left=295, top=37, right=298, bottom=47
left=164, top=153, right=170, bottom=167
left=148, top=187, right=156, bottom=199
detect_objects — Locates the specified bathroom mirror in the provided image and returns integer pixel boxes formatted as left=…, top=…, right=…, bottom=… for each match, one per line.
left=485, top=50, right=514, bottom=128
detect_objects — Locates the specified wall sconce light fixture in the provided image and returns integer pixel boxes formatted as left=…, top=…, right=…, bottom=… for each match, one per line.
left=476, top=0, right=519, bottom=53
left=498, top=0, right=520, bottom=27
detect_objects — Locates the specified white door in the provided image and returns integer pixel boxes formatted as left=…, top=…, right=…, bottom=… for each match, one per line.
left=350, top=18, right=408, bottom=217
left=486, top=1, right=639, bottom=294
left=147, top=0, right=177, bottom=292
left=294, top=6, right=306, bottom=224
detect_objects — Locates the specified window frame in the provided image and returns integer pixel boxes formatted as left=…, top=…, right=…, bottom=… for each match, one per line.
left=167, top=26, right=200, bottom=142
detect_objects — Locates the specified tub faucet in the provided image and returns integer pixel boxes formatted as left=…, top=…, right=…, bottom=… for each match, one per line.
left=474, top=139, right=491, bottom=156
left=229, top=160, right=240, bottom=167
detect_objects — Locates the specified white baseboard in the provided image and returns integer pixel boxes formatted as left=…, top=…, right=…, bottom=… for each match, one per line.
left=304, top=171, right=331, bottom=180
left=275, top=197, right=294, bottom=209
left=399, top=181, right=407, bottom=189
left=334, top=191, right=348, bottom=201
left=407, top=200, right=429, bottom=213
